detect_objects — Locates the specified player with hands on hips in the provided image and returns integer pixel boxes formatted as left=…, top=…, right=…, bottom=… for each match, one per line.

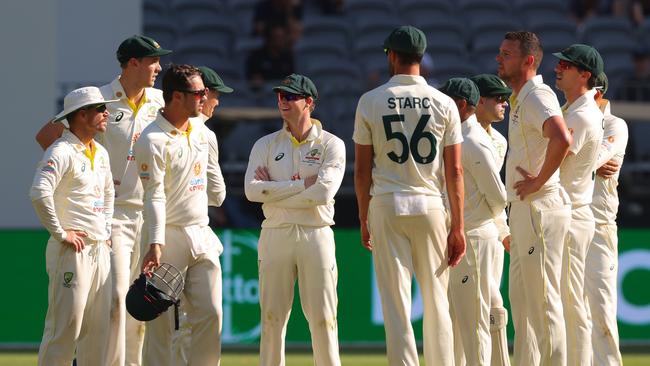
left=353, top=25, right=465, bottom=366
left=30, top=87, right=118, bottom=366
left=244, top=73, right=345, bottom=366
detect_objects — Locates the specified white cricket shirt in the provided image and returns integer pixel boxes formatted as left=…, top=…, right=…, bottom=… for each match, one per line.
left=98, top=77, right=164, bottom=209
left=591, top=101, right=628, bottom=225
left=560, top=89, right=604, bottom=207
left=30, top=130, right=114, bottom=241
left=135, top=115, right=225, bottom=245
left=353, top=74, right=462, bottom=208
left=245, top=119, right=346, bottom=228
left=506, top=75, right=564, bottom=202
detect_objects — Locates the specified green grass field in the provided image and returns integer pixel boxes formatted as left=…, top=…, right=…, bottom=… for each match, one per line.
left=2, top=352, right=650, bottom=365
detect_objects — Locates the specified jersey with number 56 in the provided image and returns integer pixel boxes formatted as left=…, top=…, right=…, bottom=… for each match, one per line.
left=353, top=75, right=462, bottom=206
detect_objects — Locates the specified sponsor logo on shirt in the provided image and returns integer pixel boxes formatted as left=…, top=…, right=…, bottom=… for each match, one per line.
left=115, top=111, right=124, bottom=122
left=139, top=163, right=149, bottom=180
left=275, top=152, right=284, bottom=161
left=303, top=148, right=321, bottom=163
left=63, top=272, right=74, bottom=288
left=41, top=159, right=56, bottom=173
left=194, top=162, right=201, bottom=176
left=93, top=199, right=105, bottom=213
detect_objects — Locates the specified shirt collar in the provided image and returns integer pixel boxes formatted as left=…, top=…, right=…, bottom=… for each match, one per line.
left=111, top=76, right=149, bottom=113
left=156, top=113, right=198, bottom=138
left=281, top=118, right=323, bottom=146
left=564, top=88, right=598, bottom=115
left=461, top=114, right=478, bottom=133
left=388, top=74, right=428, bottom=86
left=512, top=74, right=544, bottom=107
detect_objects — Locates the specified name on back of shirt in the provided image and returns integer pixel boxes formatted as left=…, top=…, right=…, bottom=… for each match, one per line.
left=387, top=97, right=431, bottom=109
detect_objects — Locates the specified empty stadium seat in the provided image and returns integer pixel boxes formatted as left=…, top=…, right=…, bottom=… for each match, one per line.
left=344, top=0, right=395, bottom=19
left=398, top=0, right=453, bottom=25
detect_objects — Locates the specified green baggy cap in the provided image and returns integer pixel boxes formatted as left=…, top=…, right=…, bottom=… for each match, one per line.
left=117, top=35, right=172, bottom=63
left=272, top=74, right=318, bottom=99
left=439, top=77, right=480, bottom=106
left=199, top=66, right=233, bottom=93
left=470, top=74, right=512, bottom=97
left=383, top=25, right=427, bottom=55
left=552, top=43, right=604, bottom=76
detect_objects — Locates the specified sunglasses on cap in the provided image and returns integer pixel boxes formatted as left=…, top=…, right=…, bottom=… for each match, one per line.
left=278, top=92, right=305, bottom=102
left=178, top=88, right=208, bottom=98
left=84, top=104, right=107, bottom=113
left=557, top=59, right=578, bottom=71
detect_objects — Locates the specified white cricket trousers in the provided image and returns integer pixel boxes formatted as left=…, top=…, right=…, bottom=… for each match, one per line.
left=142, top=225, right=223, bottom=366
left=106, top=206, right=145, bottom=366
left=562, top=205, right=595, bottom=366
left=586, top=223, right=622, bottom=365
left=258, top=225, right=340, bottom=366
left=449, top=223, right=498, bottom=366
left=509, top=193, right=570, bottom=366
left=368, top=194, right=453, bottom=366
left=38, top=237, right=112, bottom=366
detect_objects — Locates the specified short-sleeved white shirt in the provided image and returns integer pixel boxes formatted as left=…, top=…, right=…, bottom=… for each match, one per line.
left=98, top=77, right=164, bottom=209
left=506, top=75, right=564, bottom=202
left=353, top=74, right=462, bottom=208
left=559, top=89, right=604, bottom=207
left=591, top=101, right=628, bottom=224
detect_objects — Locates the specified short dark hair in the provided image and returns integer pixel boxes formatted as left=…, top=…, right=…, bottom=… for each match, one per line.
left=393, top=50, right=423, bottom=65
left=162, top=64, right=202, bottom=104
left=504, top=31, right=544, bottom=69
left=586, top=72, right=597, bottom=89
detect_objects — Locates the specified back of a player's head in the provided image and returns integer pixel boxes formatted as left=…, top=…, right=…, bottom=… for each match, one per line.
left=384, top=25, right=426, bottom=65
left=162, top=64, right=202, bottom=104
left=504, top=31, right=544, bottom=69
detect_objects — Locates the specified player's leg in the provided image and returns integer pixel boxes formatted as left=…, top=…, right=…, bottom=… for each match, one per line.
left=258, top=226, right=298, bottom=366
left=38, top=238, right=93, bottom=366
left=183, top=226, right=222, bottom=366
left=490, top=235, right=510, bottom=366
left=586, top=224, right=623, bottom=366
left=519, top=196, right=570, bottom=366
left=367, top=195, right=419, bottom=365
left=508, top=203, right=538, bottom=366
left=141, top=227, right=190, bottom=366
left=171, top=295, right=190, bottom=366
left=410, top=208, right=455, bottom=366
left=106, top=209, right=143, bottom=366
left=125, top=213, right=145, bottom=366
left=449, top=226, right=494, bottom=365
left=296, top=226, right=341, bottom=366
left=76, top=241, right=112, bottom=365
left=561, top=205, right=595, bottom=366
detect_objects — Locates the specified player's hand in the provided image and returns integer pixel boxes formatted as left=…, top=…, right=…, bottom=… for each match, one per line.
left=141, top=243, right=163, bottom=274
left=597, top=159, right=620, bottom=179
left=447, top=228, right=466, bottom=267
left=304, top=174, right=317, bottom=188
left=502, top=235, right=511, bottom=253
left=360, top=220, right=372, bottom=251
left=514, top=166, right=542, bottom=200
left=62, top=230, right=87, bottom=252
left=254, top=166, right=271, bottom=181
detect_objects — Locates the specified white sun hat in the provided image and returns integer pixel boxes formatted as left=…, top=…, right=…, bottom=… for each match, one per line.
left=53, top=86, right=119, bottom=127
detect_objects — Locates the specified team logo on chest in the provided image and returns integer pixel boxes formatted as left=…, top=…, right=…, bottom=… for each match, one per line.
left=63, top=272, right=74, bottom=288
left=193, top=162, right=201, bottom=176
left=189, top=161, right=205, bottom=192
left=302, top=148, right=322, bottom=164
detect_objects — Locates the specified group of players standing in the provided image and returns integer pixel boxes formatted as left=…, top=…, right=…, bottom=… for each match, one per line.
left=28, top=23, right=627, bottom=366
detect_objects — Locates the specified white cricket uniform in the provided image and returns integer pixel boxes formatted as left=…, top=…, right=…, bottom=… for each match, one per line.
left=245, top=119, right=345, bottom=366
left=98, top=77, right=164, bottom=366
left=30, top=130, right=113, bottom=366
left=586, top=101, right=627, bottom=366
left=135, top=115, right=225, bottom=366
left=559, top=88, right=604, bottom=366
left=353, top=74, right=462, bottom=366
left=506, top=75, right=571, bottom=366
left=449, top=116, right=507, bottom=366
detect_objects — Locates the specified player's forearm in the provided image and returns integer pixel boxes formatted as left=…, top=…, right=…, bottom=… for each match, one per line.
left=354, top=144, right=373, bottom=223
left=444, top=145, right=464, bottom=231
left=244, top=179, right=304, bottom=203
left=31, top=196, right=66, bottom=242
left=538, top=133, right=570, bottom=186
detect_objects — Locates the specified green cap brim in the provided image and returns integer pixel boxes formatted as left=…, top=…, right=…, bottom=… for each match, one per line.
left=273, top=85, right=306, bottom=96
left=552, top=52, right=572, bottom=62
left=214, top=85, right=233, bottom=93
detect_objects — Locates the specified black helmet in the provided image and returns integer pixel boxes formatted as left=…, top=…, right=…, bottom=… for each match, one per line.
left=126, top=263, right=184, bottom=328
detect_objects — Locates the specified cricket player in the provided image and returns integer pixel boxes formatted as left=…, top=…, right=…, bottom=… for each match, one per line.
left=171, top=65, right=233, bottom=366
left=441, top=77, right=511, bottom=366
left=586, top=72, right=628, bottom=366
left=35, top=35, right=172, bottom=366
left=30, top=87, right=118, bottom=366
left=354, top=26, right=466, bottom=366
left=496, top=31, right=572, bottom=366
left=136, top=64, right=226, bottom=366
left=553, top=44, right=605, bottom=366
left=244, top=73, right=345, bottom=366
left=470, top=73, right=513, bottom=366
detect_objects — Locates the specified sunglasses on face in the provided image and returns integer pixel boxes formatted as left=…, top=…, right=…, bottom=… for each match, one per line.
left=557, top=60, right=578, bottom=71
left=178, top=88, right=208, bottom=98
left=494, top=95, right=509, bottom=103
left=278, top=92, right=305, bottom=102
left=85, top=104, right=107, bottom=113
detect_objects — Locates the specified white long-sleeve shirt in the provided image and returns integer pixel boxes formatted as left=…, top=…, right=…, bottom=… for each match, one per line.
left=30, top=130, right=114, bottom=241
left=483, top=126, right=510, bottom=240
left=591, top=101, right=628, bottom=225
left=461, top=116, right=507, bottom=232
left=97, top=77, right=164, bottom=210
left=560, top=89, right=604, bottom=208
left=135, top=115, right=225, bottom=245
left=245, top=119, right=346, bottom=228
